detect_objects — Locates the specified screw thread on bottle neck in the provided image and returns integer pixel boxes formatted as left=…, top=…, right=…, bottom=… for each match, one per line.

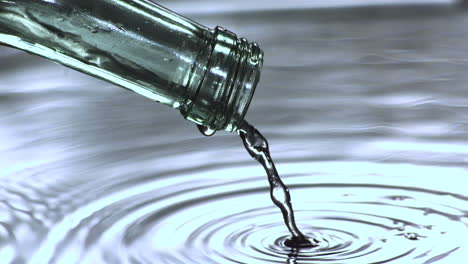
left=184, top=26, right=263, bottom=132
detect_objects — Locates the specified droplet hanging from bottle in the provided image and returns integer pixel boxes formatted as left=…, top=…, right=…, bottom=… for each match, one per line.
left=197, top=125, right=216, bottom=137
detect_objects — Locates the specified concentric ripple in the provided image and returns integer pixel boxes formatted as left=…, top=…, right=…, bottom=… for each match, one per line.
left=11, top=162, right=464, bottom=264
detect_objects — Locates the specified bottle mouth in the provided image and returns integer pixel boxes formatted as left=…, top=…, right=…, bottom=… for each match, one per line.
left=184, top=26, right=263, bottom=132
left=224, top=37, right=264, bottom=132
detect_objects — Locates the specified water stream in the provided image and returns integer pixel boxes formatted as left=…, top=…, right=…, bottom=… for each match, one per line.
left=238, top=121, right=316, bottom=248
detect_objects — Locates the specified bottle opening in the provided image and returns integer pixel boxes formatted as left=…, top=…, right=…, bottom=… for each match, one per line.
left=184, top=27, right=264, bottom=132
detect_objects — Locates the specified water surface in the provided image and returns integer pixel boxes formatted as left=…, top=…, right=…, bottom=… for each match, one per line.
left=1, top=3, right=468, bottom=263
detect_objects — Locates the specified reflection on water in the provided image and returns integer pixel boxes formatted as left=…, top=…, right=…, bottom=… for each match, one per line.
left=1, top=2, right=468, bottom=264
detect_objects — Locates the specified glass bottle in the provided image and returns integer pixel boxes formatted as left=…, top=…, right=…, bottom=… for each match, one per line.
left=0, top=0, right=264, bottom=132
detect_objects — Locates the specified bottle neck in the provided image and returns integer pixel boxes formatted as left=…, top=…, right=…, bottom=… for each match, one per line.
left=0, top=0, right=262, bottom=132
left=182, top=27, right=264, bottom=132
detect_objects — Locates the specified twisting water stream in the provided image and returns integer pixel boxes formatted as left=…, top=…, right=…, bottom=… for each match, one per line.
left=238, top=121, right=317, bottom=248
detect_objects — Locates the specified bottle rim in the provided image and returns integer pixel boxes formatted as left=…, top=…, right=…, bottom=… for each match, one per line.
left=184, top=26, right=264, bottom=132
left=225, top=37, right=263, bottom=132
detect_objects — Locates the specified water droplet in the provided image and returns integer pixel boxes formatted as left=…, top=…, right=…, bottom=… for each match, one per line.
left=197, top=125, right=216, bottom=137
left=172, top=102, right=181, bottom=109
left=403, top=232, right=424, bottom=240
